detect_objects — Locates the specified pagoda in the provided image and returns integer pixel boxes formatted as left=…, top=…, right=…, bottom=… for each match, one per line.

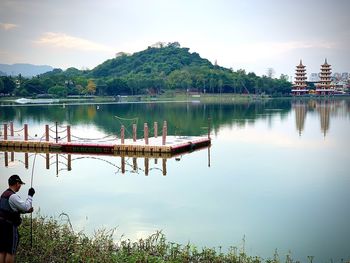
left=316, top=59, right=334, bottom=95
left=291, top=60, right=308, bottom=96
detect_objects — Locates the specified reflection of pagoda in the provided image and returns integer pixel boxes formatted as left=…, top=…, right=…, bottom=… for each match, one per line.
left=291, top=60, right=308, bottom=96
left=316, top=59, right=334, bottom=95
left=292, top=100, right=307, bottom=136
left=316, top=100, right=332, bottom=137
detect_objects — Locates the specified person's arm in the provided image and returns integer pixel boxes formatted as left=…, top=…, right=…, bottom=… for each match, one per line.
left=8, top=194, right=33, bottom=213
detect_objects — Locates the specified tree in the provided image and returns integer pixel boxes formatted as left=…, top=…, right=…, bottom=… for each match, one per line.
left=106, top=78, right=129, bottom=95
left=279, top=74, right=289, bottom=81
left=166, top=70, right=192, bottom=90
left=48, top=85, right=67, bottom=97
left=86, top=79, right=96, bottom=95
left=23, top=78, right=46, bottom=95
left=1, top=76, right=16, bottom=95
left=266, top=68, right=275, bottom=78
left=0, top=78, right=4, bottom=94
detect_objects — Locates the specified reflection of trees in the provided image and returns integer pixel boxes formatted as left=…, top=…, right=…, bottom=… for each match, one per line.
left=1, top=100, right=293, bottom=137
left=3, top=99, right=349, bottom=138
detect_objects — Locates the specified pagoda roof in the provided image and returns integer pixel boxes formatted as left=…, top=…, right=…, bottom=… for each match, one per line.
left=321, top=58, right=330, bottom=66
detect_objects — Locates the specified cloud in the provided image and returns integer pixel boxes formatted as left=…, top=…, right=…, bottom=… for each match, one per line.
left=0, top=23, right=18, bottom=30
left=230, top=41, right=337, bottom=63
left=34, top=32, right=113, bottom=52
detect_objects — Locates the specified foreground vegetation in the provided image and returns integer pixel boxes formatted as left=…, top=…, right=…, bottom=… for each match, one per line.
left=16, top=215, right=339, bottom=263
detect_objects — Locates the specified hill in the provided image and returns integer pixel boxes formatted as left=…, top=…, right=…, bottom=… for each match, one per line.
left=1, top=43, right=291, bottom=97
left=0, top=63, right=53, bottom=77
left=90, top=42, right=219, bottom=78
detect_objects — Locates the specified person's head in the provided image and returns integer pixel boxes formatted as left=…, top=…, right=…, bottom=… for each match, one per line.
left=8, top=174, right=25, bottom=192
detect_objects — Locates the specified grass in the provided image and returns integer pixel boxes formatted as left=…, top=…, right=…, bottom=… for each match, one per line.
left=15, top=214, right=344, bottom=263
left=0, top=93, right=269, bottom=104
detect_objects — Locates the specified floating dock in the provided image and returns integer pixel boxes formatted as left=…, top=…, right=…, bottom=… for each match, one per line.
left=0, top=136, right=210, bottom=155
left=0, top=121, right=211, bottom=157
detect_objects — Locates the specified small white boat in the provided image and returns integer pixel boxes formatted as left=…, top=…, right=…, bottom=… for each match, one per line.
left=15, top=98, right=31, bottom=104
left=15, top=98, right=59, bottom=104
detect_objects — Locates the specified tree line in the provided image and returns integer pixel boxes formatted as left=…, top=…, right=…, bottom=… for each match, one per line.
left=0, top=42, right=292, bottom=97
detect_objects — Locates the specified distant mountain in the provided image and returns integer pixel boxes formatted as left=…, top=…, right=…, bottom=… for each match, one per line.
left=0, top=63, right=53, bottom=77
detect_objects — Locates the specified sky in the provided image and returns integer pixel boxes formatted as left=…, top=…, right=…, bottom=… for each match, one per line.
left=0, top=0, right=349, bottom=78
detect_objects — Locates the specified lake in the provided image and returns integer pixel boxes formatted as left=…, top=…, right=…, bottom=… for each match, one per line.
left=1, top=98, right=349, bottom=262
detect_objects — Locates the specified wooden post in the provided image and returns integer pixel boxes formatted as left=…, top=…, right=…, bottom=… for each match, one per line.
left=144, top=123, right=149, bottom=145
left=25, top=153, right=29, bottom=169
left=4, top=152, right=8, bottom=167
left=121, top=125, right=125, bottom=144
left=3, top=124, right=7, bottom=140
left=133, top=124, right=137, bottom=142
left=208, top=117, right=211, bottom=139
left=67, top=125, right=71, bottom=142
left=45, top=125, right=49, bottom=142
left=24, top=124, right=28, bottom=141
left=55, top=122, right=58, bottom=143
left=133, top=157, right=137, bottom=171
left=46, top=153, right=50, bottom=169
left=10, top=122, right=14, bottom=137
left=68, top=154, right=71, bottom=171
left=145, top=157, right=149, bottom=176
left=208, top=146, right=211, bottom=167
left=56, top=154, right=58, bottom=176
left=162, top=158, right=167, bottom=176
left=154, top=122, right=158, bottom=138
left=121, top=156, right=125, bottom=174
left=162, top=121, right=167, bottom=145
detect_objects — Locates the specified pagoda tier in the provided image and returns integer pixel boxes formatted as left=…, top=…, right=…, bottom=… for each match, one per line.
left=291, top=59, right=308, bottom=96
left=315, top=58, right=334, bottom=95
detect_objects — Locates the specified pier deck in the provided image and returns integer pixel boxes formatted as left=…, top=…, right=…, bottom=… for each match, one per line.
left=0, top=136, right=211, bottom=156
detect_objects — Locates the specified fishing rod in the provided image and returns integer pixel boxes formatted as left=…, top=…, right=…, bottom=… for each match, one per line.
left=30, top=151, right=37, bottom=248
left=29, top=127, right=51, bottom=248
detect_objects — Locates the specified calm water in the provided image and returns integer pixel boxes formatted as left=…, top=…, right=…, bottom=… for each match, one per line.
left=1, top=98, right=350, bottom=261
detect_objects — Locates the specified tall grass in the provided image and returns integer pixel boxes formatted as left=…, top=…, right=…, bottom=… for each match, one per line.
left=16, top=215, right=345, bottom=263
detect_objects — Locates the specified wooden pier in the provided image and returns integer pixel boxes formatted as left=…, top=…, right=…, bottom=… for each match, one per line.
left=0, top=121, right=211, bottom=157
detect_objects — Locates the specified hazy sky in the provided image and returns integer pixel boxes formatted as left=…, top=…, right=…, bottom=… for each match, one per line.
left=0, top=0, right=349, bottom=77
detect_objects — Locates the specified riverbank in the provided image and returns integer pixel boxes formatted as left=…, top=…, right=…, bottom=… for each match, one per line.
left=0, top=93, right=268, bottom=106
left=18, top=215, right=289, bottom=263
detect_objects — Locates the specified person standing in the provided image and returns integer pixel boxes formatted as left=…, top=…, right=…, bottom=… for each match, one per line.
left=0, top=174, right=35, bottom=263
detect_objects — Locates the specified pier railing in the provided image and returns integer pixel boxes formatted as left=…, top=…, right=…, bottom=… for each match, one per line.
left=0, top=121, right=168, bottom=145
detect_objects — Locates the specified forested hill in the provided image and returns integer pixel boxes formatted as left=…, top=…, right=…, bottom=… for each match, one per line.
left=91, top=42, right=218, bottom=78
left=0, top=42, right=292, bottom=97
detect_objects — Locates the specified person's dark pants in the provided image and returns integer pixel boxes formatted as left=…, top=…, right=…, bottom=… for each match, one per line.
left=0, top=218, right=19, bottom=255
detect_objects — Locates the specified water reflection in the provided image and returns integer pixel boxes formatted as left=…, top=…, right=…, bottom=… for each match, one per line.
left=1, top=148, right=210, bottom=177
left=292, top=100, right=307, bottom=136
left=2, top=99, right=349, bottom=139
left=292, top=99, right=349, bottom=137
